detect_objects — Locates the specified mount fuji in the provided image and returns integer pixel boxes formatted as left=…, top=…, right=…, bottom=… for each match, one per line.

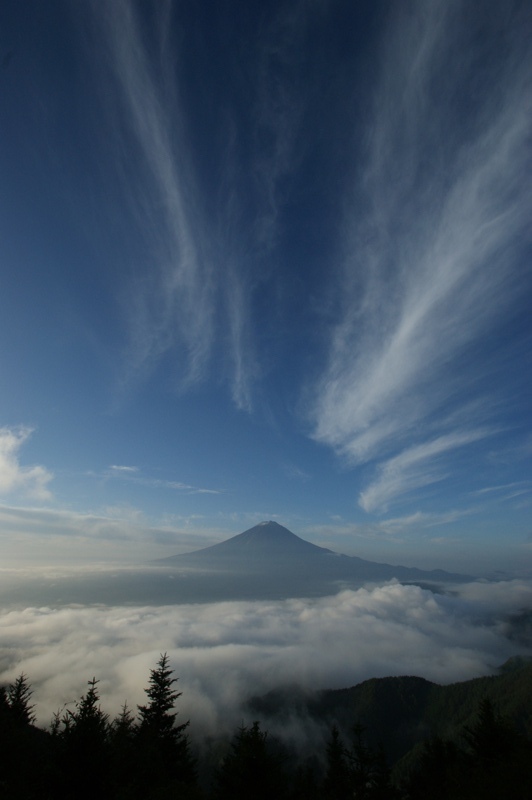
left=1, top=522, right=472, bottom=607
left=169, top=520, right=332, bottom=560
left=159, top=521, right=472, bottom=591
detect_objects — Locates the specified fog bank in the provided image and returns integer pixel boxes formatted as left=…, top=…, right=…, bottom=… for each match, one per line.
left=1, top=579, right=531, bottom=734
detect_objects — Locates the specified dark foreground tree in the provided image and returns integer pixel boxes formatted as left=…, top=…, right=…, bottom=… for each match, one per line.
left=290, top=761, right=323, bottom=800
left=406, top=697, right=532, bottom=800
left=322, top=724, right=398, bottom=800
left=214, top=721, right=288, bottom=800
left=52, top=678, right=112, bottom=800
left=1, top=675, right=52, bottom=799
left=405, top=736, right=463, bottom=800
left=7, top=673, right=36, bottom=726
left=108, top=703, right=138, bottom=799
left=459, top=697, right=532, bottom=800
left=347, top=724, right=397, bottom=799
left=322, top=725, right=351, bottom=800
left=133, top=653, right=197, bottom=798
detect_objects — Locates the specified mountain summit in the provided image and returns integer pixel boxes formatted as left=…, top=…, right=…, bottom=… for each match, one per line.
left=180, top=521, right=332, bottom=559
left=160, top=522, right=471, bottom=587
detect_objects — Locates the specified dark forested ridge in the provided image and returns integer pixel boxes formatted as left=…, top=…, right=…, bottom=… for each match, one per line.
left=249, top=656, right=532, bottom=765
left=1, top=656, right=531, bottom=799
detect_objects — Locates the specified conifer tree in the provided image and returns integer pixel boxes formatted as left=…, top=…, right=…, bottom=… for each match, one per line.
left=55, top=678, right=112, bottom=800
left=137, top=652, right=188, bottom=741
left=323, top=724, right=396, bottom=800
left=214, top=721, right=288, bottom=800
left=322, top=726, right=351, bottom=800
left=346, top=724, right=396, bottom=799
left=406, top=736, right=462, bottom=800
left=62, top=677, right=109, bottom=739
left=1, top=677, right=53, bottom=798
left=109, top=702, right=138, bottom=798
left=463, top=696, right=516, bottom=764
left=111, top=701, right=137, bottom=741
left=134, top=653, right=196, bottom=796
left=7, top=673, right=35, bottom=725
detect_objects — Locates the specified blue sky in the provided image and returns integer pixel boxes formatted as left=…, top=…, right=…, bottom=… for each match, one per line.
left=0, top=0, right=531, bottom=573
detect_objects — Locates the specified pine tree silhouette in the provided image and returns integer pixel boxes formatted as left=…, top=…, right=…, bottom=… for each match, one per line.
left=134, top=653, right=196, bottom=797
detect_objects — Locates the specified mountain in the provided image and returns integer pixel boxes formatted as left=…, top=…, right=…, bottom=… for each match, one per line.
left=159, top=520, right=472, bottom=588
left=247, top=657, right=532, bottom=776
left=1, top=521, right=473, bottom=608
left=170, top=521, right=333, bottom=560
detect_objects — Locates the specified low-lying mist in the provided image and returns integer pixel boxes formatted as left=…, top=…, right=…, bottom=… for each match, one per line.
left=1, top=578, right=531, bottom=744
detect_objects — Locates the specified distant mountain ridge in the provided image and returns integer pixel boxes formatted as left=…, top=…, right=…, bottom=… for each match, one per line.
left=160, top=521, right=472, bottom=586
left=0, top=523, right=478, bottom=608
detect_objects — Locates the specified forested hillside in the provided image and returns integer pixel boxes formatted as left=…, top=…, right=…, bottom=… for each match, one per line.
left=1, top=656, right=531, bottom=798
left=249, top=655, right=532, bottom=769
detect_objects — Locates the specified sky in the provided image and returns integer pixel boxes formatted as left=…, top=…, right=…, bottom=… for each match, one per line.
left=1, top=0, right=531, bottom=575
left=1, top=1, right=532, bottom=733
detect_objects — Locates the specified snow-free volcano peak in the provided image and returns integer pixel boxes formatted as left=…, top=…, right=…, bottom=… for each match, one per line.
left=158, top=523, right=473, bottom=593
left=176, top=521, right=333, bottom=560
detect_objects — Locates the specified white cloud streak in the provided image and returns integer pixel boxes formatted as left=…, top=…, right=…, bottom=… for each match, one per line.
left=1, top=580, right=530, bottom=733
left=0, top=503, right=219, bottom=565
left=311, top=0, right=531, bottom=509
left=90, top=1, right=320, bottom=411
left=100, top=1, right=214, bottom=386
left=101, top=466, right=222, bottom=495
left=283, top=462, right=311, bottom=482
left=91, top=1, right=258, bottom=408
left=377, top=508, right=475, bottom=534
left=0, top=426, right=53, bottom=501
left=359, top=429, right=492, bottom=513
left=252, top=0, right=310, bottom=248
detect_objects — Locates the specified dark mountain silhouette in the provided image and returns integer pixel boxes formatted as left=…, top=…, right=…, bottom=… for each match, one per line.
left=148, top=521, right=474, bottom=600
left=159, top=521, right=472, bottom=588
left=1, top=522, right=473, bottom=607
left=173, top=521, right=333, bottom=559
left=247, top=656, right=532, bottom=776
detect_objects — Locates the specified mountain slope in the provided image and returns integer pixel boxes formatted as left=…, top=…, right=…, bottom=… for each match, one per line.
left=160, top=521, right=472, bottom=585
left=247, top=658, right=532, bottom=772
left=178, top=521, right=332, bottom=559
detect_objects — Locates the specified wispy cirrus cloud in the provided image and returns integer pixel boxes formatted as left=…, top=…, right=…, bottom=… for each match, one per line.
left=102, top=465, right=222, bottom=496
left=0, top=426, right=53, bottom=501
left=470, top=482, right=532, bottom=505
left=282, top=462, right=311, bottom=482
left=96, top=1, right=214, bottom=387
left=310, top=0, right=531, bottom=511
left=252, top=0, right=310, bottom=248
left=359, top=429, right=493, bottom=513
left=0, top=503, right=220, bottom=565
left=471, top=482, right=529, bottom=496
left=211, top=0, right=314, bottom=407
left=88, top=1, right=320, bottom=412
left=377, top=508, right=476, bottom=534
left=91, top=1, right=259, bottom=408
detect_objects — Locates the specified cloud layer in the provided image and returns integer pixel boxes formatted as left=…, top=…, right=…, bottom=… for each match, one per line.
left=311, top=0, right=531, bottom=511
left=81, top=1, right=531, bottom=514
left=0, top=503, right=221, bottom=565
left=0, top=427, right=53, bottom=501
left=359, top=429, right=492, bottom=513
left=1, top=580, right=530, bottom=735
left=91, top=0, right=306, bottom=410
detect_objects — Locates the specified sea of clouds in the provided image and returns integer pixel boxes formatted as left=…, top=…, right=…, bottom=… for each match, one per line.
left=1, top=578, right=531, bottom=740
